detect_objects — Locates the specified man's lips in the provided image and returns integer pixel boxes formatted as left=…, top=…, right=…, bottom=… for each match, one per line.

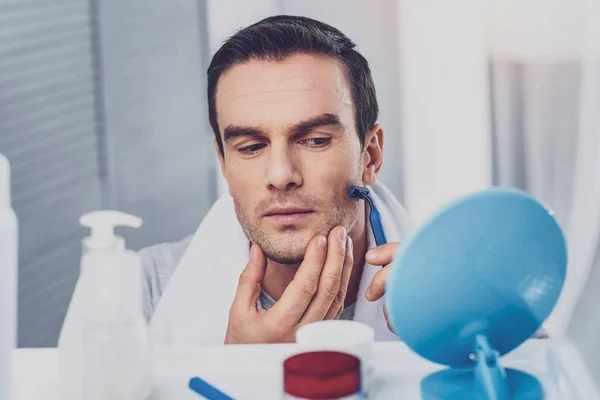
left=263, top=207, right=315, bottom=224
left=264, top=206, right=314, bottom=216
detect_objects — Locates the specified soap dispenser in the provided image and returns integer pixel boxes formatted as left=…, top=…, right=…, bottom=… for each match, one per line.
left=57, top=210, right=152, bottom=400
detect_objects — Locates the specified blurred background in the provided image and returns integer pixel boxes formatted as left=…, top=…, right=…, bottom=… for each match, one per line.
left=0, top=0, right=598, bottom=374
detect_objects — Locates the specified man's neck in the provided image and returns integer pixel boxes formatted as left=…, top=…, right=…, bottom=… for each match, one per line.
left=262, top=211, right=367, bottom=308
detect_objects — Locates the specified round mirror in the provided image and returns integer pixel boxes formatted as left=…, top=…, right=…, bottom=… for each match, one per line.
left=385, top=188, right=567, bottom=367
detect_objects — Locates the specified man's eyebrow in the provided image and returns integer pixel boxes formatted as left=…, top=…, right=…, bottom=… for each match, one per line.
left=222, top=113, right=343, bottom=143
left=293, top=113, right=343, bottom=135
left=223, top=125, right=264, bottom=142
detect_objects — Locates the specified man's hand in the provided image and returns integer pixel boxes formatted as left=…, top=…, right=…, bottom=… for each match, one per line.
left=364, top=242, right=400, bottom=333
left=224, top=226, right=353, bottom=344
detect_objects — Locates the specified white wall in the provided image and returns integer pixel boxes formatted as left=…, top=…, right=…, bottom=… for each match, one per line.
left=396, top=0, right=493, bottom=225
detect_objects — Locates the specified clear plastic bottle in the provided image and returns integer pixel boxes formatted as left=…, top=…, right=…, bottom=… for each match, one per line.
left=0, top=154, right=18, bottom=400
left=57, top=211, right=152, bottom=400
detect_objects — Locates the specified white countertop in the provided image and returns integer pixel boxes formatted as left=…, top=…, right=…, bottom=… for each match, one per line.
left=11, top=339, right=599, bottom=399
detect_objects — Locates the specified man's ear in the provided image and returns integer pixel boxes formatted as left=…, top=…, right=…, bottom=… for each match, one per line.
left=362, top=124, right=384, bottom=185
left=213, top=138, right=226, bottom=178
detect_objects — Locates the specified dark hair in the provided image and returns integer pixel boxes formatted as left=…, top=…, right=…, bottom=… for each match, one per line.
left=207, top=15, right=379, bottom=156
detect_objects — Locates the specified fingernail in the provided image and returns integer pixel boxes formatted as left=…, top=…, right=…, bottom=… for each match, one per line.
left=317, top=235, right=327, bottom=251
left=365, top=286, right=372, bottom=300
left=347, top=236, right=353, bottom=252
left=366, top=250, right=378, bottom=261
left=338, top=227, right=347, bottom=245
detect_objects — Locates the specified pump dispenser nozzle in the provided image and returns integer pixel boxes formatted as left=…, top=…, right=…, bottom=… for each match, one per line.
left=79, top=210, right=142, bottom=252
left=0, top=154, right=11, bottom=209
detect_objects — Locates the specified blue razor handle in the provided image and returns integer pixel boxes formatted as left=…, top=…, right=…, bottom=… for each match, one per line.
left=369, top=203, right=387, bottom=247
left=348, top=185, right=387, bottom=247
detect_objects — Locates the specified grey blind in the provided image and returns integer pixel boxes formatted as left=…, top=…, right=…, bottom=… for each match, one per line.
left=1, top=0, right=216, bottom=347
left=0, top=0, right=103, bottom=347
left=96, top=0, right=216, bottom=251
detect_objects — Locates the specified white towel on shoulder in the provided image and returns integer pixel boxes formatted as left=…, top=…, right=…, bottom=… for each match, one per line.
left=148, top=181, right=415, bottom=346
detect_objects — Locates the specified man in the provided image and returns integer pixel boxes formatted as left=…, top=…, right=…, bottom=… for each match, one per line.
left=142, top=15, right=415, bottom=345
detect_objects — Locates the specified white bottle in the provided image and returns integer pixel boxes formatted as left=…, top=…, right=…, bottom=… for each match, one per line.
left=57, top=211, right=152, bottom=400
left=0, top=154, right=18, bottom=400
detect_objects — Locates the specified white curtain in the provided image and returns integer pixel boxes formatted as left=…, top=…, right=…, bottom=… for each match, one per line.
left=548, top=0, right=600, bottom=337
left=489, top=63, right=580, bottom=232
left=489, top=0, right=600, bottom=337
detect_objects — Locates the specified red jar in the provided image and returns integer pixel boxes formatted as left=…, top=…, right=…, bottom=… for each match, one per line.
left=283, top=351, right=364, bottom=400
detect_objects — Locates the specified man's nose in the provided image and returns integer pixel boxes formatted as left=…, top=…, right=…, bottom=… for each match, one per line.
left=266, top=146, right=302, bottom=191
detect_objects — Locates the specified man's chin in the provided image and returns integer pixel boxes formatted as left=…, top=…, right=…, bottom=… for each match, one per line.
left=262, top=242, right=307, bottom=265
left=263, top=249, right=305, bottom=265
left=253, top=225, right=329, bottom=265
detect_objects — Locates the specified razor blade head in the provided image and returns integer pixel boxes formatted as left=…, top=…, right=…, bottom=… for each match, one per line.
left=348, top=185, right=370, bottom=199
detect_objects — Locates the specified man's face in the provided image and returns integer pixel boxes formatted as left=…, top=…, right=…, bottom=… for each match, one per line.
left=215, top=53, right=366, bottom=264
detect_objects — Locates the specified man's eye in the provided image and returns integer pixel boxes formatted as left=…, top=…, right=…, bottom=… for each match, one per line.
left=301, top=137, right=331, bottom=147
left=238, top=143, right=266, bottom=154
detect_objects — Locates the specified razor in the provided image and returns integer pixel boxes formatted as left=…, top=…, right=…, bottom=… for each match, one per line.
left=348, top=185, right=387, bottom=246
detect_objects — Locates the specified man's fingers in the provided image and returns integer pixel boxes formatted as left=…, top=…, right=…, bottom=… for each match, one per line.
left=300, top=226, right=347, bottom=323
left=364, top=242, right=399, bottom=303
left=231, top=243, right=267, bottom=313
left=324, top=235, right=353, bottom=320
left=269, top=234, right=328, bottom=327
left=365, top=265, right=389, bottom=301
left=365, top=242, right=400, bottom=266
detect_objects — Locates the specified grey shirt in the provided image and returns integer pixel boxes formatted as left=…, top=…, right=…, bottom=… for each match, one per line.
left=139, top=235, right=357, bottom=322
left=139, top=235, right=194, bottom=323
left=259, top=287, right=356, bottom=319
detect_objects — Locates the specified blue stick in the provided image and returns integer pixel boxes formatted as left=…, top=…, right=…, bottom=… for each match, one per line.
left=189, top=377, right=235, bottom=400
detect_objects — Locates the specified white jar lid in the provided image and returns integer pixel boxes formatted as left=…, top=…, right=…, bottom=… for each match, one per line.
left=296, top=320, right=375, bottom=346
